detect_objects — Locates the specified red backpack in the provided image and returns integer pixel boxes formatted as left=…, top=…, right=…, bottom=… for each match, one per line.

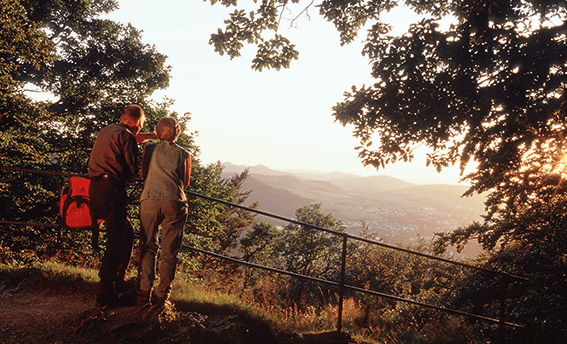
left=59, top=176, right=99, bottom=230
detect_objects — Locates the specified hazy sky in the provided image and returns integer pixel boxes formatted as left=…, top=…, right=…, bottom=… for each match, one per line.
left=104, top=0, right=467, bottom=184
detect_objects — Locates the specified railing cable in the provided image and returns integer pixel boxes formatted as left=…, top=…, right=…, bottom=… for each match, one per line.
left=1, top=165, right=527, bottom=332
left=185, top=190, right=527, bottom=282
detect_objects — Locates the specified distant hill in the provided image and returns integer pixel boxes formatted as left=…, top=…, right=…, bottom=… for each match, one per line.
left=223, top=162, right=295, bottom=177
left=221, top=162, right=485, bottom=258
left=329, top=175, right=415, bottom=191
left=222, top=162, right=415, bottom=191
left=284, top=170, right=363, bottom=180
left=241, top=176, right=313, bottom=221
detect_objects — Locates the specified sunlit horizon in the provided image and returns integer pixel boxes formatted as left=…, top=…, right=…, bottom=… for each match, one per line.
left=102, top=1, right=466, bottom=185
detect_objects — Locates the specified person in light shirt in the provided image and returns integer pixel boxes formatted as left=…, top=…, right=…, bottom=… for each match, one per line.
left=135, top=116, right=191, bottom=308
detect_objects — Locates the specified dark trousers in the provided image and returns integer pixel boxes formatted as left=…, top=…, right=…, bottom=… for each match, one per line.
left=89, top=175, right=134, bottom=294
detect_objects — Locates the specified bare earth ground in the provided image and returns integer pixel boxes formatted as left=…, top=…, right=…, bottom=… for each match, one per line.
left=0, top=271, right=358, bottom=344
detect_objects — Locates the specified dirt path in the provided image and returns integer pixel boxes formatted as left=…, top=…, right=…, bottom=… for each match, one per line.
left=0, top=272, right=357, bottom=344
left=1, top=277, right=93, bottom=344
left=0, top=275, right=209, bottom=344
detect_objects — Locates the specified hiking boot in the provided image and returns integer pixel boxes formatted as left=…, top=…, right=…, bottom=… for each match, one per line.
left=96, top=281, right=119, bottom=308
left=135, top=289, right=151, bottom=307
left=118, top=288, right=149, bottom=307
left=115, top=277, right=137, bottom=295
left=152, top=294, right=174, bottom=310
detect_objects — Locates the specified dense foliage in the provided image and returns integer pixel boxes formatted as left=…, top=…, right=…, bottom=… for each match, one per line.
left=0, top=0, right=255, bottom=268
left=237, top=206, right=477, bottom=343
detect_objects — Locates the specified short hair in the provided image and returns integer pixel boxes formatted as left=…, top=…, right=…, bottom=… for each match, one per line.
left=155, top=116, right=180, bottom=142
left=122, top=104, right=144, bottom=120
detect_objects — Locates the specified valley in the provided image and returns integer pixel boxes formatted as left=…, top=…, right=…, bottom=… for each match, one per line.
left=222, top=163, right=486, bottom=259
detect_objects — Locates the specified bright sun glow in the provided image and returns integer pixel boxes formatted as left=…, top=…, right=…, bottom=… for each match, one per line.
left=555, top=152, right=567, bottom=179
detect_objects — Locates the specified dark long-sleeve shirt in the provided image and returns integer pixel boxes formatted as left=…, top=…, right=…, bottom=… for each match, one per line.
left=88, top=123, right=139, bottom=183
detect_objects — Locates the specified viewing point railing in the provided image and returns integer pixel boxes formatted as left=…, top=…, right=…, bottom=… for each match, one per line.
left=0, top=165, right=528, bottom=340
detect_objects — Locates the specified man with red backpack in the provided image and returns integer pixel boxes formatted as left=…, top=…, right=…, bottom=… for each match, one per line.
left=88, top=104, right=155, bottom=307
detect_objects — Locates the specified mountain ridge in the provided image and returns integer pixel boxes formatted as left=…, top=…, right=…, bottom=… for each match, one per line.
left=221, top=162, right=484, bottom=258
left=222, top=162, right=419, bottom=190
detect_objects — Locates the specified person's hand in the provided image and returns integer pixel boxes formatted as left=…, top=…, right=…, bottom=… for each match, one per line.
left=135, top=132, right=157, bottom=144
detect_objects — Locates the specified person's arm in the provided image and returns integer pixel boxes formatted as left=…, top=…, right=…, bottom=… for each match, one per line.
left=140, top=146, right=148, bottom=179
left=123, top=133, right=139, bottom=183
left=184, top=154, right=192, bottom=189
left=136, top=132, right=157, bottom=144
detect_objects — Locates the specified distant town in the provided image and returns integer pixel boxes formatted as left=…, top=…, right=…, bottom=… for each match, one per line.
left=222, top=162, right=485, bottom=259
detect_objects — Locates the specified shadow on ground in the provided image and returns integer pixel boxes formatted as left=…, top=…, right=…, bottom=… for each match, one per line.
left=1, top=268, right=359, bottom=344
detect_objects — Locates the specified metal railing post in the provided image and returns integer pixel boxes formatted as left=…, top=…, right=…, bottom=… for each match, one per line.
left=499, top=276, right=509, bottom=343
left=337, top=235, right=348, bottom=333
